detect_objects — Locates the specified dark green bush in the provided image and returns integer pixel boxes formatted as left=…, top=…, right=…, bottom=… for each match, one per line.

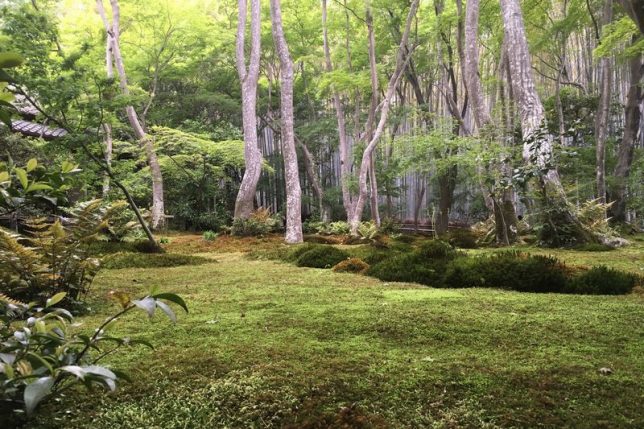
left=296, top=246, right=349, bottom=268
left=367, top=253, right=444, bottom=286
left=361, top=249, right=395, bottom=265
left=132, top=239, right=166, bottom=253
left=573, top=243, right=615, bottom=252
left=566, top=266, right=642, bottom=295
left=230, top=218, right=271, bottom=237
left=443, top=252, right=568, bottom=293
left=484, top=252, right=567, bottom=293
left=285, top=243, right=323, bottom=262
left=102, top=252, right=213, bottom=269
left=392, top=234, right=416, bottom=244
left=366, top=240, right=459, bottom=287
left=442, top=257, right=486, bottom=288
left=332, top=257, right=369, bottom=274
left=416, top=240, right=458, bottom=259
left=446, top=228, right=478, bottom=249
left=386, top=241, right=413, bottom=253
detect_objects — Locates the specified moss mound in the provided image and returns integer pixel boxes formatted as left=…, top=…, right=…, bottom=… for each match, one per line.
left=102, top=252, right=213, bottom=269
left=332, top=258, right=369, bottom=274
left=296, top=246, right=349, bottom=268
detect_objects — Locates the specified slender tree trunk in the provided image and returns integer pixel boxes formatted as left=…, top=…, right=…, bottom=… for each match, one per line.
left=97, top=0, right=166, bottom=230
left=270, top=0, right=303, bottom=243
left=610, top=41, right=642, bottom=222
left=349, top=0, right=419, bottom=235
left=365, top=6, right=381, bottom=227
left=555, top=63, right=566, bottom=146
left=436, top=167, right=456, bottom=235
left=595, top=0, right=613, bottom=205
left=234, top=0, right=263, bottom=220
left=322, top=0, right=354, bottom=220
left=500, top=0, right=594, bottom=246
left=463, top=0, right=517, bottom=244
left=414, top=177, right=426, bottom=232
left=101, top=35, right=113, bottom=197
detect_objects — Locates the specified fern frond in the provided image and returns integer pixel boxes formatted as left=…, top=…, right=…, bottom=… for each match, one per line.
left=0, top=293, right=27, bottom=306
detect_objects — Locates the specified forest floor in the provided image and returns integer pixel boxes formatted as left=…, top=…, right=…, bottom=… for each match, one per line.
left=27, top=234, right=644, bottom=428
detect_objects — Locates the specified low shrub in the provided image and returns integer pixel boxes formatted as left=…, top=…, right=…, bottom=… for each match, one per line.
left=332, top=257, right=369, bottom=274
left=296, top=246, right=349, bottom=268
left=387, top=241, right=413, bottom=252
left=102, top=252, right=213, bottom=269
left=132, top=239, right=166, bottom=253
left=391, top=234, right=416, bottom=244
left=0, top=291, right=186, bottom=421
left=442, top=257, right=486, bottom=288
left=302, top=220, right=328, bottom=234
left=443, top=252, right=568, bottom=293
left=231, top=218, right=271, bottom=236
left=367, top=253, right=443, bottom=286
left=231, top=208, right=282, bottom=237
left=358, top=221, right=379, bottom=241
left=378, top=217, right=399, bottom=235
left=328, top=221, right=350, bottom=235
left=285, top=243, right=323, bottom=262
left=566, top=266, right=642, bottom=295
left=416, top=240, right=458, bottom=259
left=367, top=240, right=459, bottom=287
left=483, top=252, right=567, bottom=293
left=446, top=228, right=478, bottom=249
left=573, top=243, right=615, bottom=252
left=347, top=246, right=391, bottom=265
left=203, top=230, right=218, bottom=241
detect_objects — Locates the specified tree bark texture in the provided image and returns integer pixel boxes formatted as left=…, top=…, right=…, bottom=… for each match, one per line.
left=234, top=0, right=263, bottom=219
left=463, top=0, right=518, bottom=244
left=610, top=42, right=642, bottom=222
left=269, top=0, right=303, bottom=243
left=500, top=0, right=594, bottom=245
left=365, top=6, right=381, bottom=227
left=595, top=0, right=613, bottom=205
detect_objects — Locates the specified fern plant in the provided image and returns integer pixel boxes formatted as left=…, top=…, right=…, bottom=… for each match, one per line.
left=358, top=221, right=379, bottom=241
left=1, top=200, right=132, bottom=305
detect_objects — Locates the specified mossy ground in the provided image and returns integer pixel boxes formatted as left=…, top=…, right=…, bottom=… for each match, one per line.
left=25, top=234, right=644, bottom=428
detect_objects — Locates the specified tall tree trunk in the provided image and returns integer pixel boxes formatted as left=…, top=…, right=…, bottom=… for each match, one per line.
left=349, top=0, right=419, bottom=235
left=432, top=0, right=466, bottom=236
left=98, top=0, right=166, bottom=230
left=500, top=0, right=594, bottom=246
left=365, top=5, right=381, bottom=226
left=463, top=0, right=517, bottom=244
left=270, top=0, right=303, bottom=243
left=234, top=0, right=263, bottom=220
left=436, top=167, right=456, bottom=235
left=322, top=0, right=354, bottom=220
left=595, top=0, right=613, bottom=205
left=101, top=35, right=113, bottom=197
left=610, top=38, right=642, bottom=222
